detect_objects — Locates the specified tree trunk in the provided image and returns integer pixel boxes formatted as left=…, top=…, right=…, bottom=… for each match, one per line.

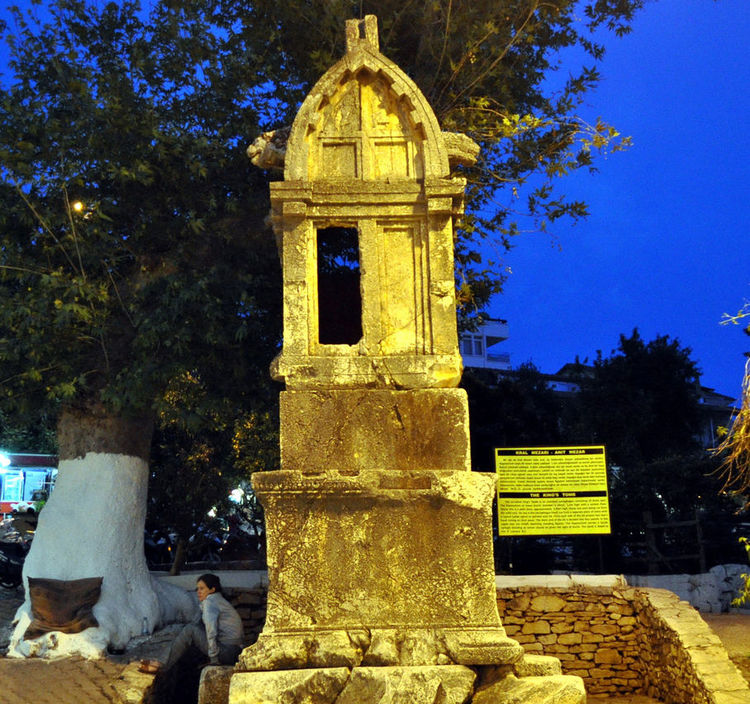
left=170, top=537, right=187, bottom=576
left=9, top=401, right=196, bottom=658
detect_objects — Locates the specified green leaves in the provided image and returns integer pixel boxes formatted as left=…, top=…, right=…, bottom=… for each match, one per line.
left=0, top=0, right=644, bottom=421
left=575, top=329, right=703, bottom=468
left=0, top=0, right=279, bottom=422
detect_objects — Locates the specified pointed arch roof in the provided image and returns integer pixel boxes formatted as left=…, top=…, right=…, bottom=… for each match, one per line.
left=284, top=18, right=449, bottom=182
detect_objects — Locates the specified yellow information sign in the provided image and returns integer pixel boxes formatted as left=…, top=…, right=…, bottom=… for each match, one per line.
left=495, top=446, right=611, bottom=536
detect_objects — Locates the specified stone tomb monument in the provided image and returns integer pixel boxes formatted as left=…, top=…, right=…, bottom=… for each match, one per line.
left=230, top=16, right=585, bottom=703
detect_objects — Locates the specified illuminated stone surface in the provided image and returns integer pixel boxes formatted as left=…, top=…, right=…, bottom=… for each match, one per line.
left=279, top=388, right=471, bottom=472
left=231, top=14, right=582, bottom=704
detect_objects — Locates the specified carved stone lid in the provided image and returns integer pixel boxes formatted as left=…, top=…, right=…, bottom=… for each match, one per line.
left=283, top=15, right=450, bottom=183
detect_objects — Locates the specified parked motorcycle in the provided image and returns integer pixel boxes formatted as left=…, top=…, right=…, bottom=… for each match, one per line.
left=0, top=539, right=28, bottom=589
left=144, top=529, right=173, bottom=570
left=0, top=515, right=34, bottom=589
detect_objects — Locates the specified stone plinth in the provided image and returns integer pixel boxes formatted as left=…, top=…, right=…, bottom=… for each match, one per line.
left=230, top=666, right=477, bottom=704
left=240, top=469, right=522, bottom=671
left=280, top=388, right=470, bottom=472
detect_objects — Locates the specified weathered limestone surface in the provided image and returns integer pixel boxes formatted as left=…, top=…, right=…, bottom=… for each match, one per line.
left=252, top=470, right=499, bottom=631
left=340, top=666, right=476, bottom=704
left=230, top=666, right=476, bottom=704
left=199, top=666, right=234, bottom=704
left=279, top=388, right=471, bottom=472
left=496, top=581, right=750, bottom=702
left=442, top=131, right=481, bottom=167
left=473, top=674, right=586, bottom=704
left=240, top=469, right=523, bottom=671
left=235, top=13, right=582, bottom=704
left=515, top=654, right=563, bottom=677
left=239, top=626, right=524, bottom=673
left=247, top=128, right=479, bottom=172
left=267, top=15, right=465, bottom=391
left=230, top=667, right=351, bottom=704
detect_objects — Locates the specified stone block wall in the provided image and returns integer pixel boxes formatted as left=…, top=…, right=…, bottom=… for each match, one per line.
left=163, top=573, right=749, bottom=704
left=634, top=588, right=748, bottom=704
left=495, top=576, right=749, bottom=703
left=222, top=587, right=267, bottom=647
left=496, top=580, right=641, bottom=696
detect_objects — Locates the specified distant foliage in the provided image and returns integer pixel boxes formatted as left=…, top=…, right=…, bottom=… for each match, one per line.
left=0, top=408, right=56, bottom=454
left=715, top=303, right=750, bottom=499
left=574, top=330, right=703, bottom=467
left=567, top=330, right=740, bottom=571
left=462, top=364, right=562, bottom=470
left=243, top=0, right=642, bottom=320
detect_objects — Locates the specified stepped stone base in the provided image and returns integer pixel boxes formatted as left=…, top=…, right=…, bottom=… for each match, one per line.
left=230, top=665, right=476, bottom=704
left=473, top=674, right=586, bottom=704
left=239, top=626, right=523, bottom=671
left=199, top=666, right=233, bottom=704
left=227, top=665, right=585, bottom=704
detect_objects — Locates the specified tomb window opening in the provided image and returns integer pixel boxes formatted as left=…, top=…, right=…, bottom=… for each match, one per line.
left=317, top=226, right=363, bottom=345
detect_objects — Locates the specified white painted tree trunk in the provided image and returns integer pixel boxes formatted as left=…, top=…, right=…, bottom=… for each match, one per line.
left=8, top=405, right=197, bottom=658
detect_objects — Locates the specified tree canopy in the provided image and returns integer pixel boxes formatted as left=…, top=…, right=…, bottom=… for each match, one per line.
left=247, top=0, right=641, bottom=313
left=0, top=0, right=281, bottom=426
left=462, top=363, right=563, bottom=470
left=0, top=0, right=646, bottom=429
left=563, top=330, right=741, bottom=570
left=572, top=329, right=703, bottom=467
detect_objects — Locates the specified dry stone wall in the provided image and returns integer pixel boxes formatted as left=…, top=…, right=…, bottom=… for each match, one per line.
left=495, top=576, right=749, bottom=703
left=166, top=574, right=750, bottom=704
left=496, top=578, right=641, bottom=696
left=222, top=587, right=267, bottom=647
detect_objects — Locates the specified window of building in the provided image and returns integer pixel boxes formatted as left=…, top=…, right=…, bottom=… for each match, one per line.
left=460, top=334, right=484, bottom=357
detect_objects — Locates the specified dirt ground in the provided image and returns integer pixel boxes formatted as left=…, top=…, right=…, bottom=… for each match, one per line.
left=700, top=612, right=750, bottom=684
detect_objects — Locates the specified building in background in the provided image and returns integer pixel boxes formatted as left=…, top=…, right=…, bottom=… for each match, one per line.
left=460, top=321, right=736, bottom=450
left=459, top=318, right=511, bottom=370
left=0, top=453, right=57, bottom=514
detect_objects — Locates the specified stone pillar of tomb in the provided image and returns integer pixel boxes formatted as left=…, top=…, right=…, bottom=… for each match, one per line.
left=229, top=15, right=585, bottom=704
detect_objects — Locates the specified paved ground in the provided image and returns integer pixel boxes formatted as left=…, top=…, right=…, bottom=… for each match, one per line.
left=1, top=585, right=749, bottom=704
left=702, top=612, right=750, bottom=683
left=0, top=586, right=169, bottom=704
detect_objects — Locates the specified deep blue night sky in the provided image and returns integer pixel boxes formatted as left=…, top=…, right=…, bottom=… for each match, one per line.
left=489, top=0, right=750, bottom=401
left=1, top=1, right=748, bottom=400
